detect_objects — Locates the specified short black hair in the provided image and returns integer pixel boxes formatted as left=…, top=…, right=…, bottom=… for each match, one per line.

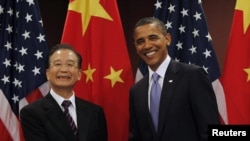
left=133, top=17, right=167, bottom=36
left=46, top=43, right=82, bottom=69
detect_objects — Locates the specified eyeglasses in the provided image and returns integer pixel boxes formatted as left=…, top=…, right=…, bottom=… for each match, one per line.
left=50, top=61, right=78, bottom=69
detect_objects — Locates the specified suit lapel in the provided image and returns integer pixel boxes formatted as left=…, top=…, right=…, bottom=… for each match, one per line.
left=158, top=60, right=179, bottom=136
left=138, top=75, right=158, bottom=137
left=75, top=98, right=89, bottom=141
left=140, top=75, right=152, bottom=123
left=141, top=75, right=150, bottom=115
left=43, top=94, right=77, bottom=140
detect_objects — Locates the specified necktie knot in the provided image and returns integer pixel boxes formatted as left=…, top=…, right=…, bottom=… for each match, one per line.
left=152, top=73, right=160, bottom=82
left=61, top=100, right=71, bottom=109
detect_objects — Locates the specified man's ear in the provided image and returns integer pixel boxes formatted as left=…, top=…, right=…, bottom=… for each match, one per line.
left=166, top=33, right=171, bottom=46
left=46, top=69, right=49, bottom=80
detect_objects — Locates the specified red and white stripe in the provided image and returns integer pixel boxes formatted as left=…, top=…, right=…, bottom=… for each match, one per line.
left=0, top=81, right=50, bottom=141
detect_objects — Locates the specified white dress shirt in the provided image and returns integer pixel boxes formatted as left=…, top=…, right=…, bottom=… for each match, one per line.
left=148, top=55, right=171, bottom=109
left=50, top=89, right=77, bottom=127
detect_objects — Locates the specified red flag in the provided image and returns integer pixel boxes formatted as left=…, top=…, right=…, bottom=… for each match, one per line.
left=61, top=0, right=134, bottom=141
left=221, top=0, right=250, bottom=124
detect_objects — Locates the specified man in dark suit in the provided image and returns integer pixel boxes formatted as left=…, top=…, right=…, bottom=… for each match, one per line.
left=20, top=44, right=107, bottom=141
left=129, top=17, right=220, bottom=141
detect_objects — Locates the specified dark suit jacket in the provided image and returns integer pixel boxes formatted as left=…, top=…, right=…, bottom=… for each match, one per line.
left=20, top=93, right=107, bottom=141
left=129, top=60, right=220, bottom=141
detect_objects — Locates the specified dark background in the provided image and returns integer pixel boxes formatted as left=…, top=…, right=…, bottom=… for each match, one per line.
left=39, top=0, right=236, bottom=76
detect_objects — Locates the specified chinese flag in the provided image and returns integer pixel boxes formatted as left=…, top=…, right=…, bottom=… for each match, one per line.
left=221, top=0, right=250, bottom=124
left=61, top=0, right=134, bottom=141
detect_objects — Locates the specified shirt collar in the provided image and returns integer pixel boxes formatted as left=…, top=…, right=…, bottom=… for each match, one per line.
left=148, top=55, right=171, bottom=79
left=50, top=89, right=76, bottom=109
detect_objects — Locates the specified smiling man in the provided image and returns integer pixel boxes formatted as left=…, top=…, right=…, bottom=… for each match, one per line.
left=20, top=43, right=107, bottom=141
left=129, top=17, right=221, bottom=141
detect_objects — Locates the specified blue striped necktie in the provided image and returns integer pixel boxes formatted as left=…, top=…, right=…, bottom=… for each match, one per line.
left=150, top=73, right=161, bottom=132
left=61, top=100, right=78, bottom=135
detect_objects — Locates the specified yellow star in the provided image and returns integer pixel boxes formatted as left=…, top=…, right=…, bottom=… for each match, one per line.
left=104, top=67, right=124, bottom=87
left=244, top=68, right=250, bottom=82
left=236, top=0, right=250, bottom=33
left=83, top=63, right=96, bottom=83
left=69, top=0, right=113, bottom=36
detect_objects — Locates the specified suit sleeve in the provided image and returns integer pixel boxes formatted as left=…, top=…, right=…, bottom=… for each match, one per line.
left=96, top=107, right=108, bottom=141
left=128, top=87, right=140, bottom=141
left=189, top=67, right=221, bottom=141
left=20, top=105, right=48, bottom=141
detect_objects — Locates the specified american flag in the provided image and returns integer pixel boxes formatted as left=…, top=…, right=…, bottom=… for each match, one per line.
left=135, top=0, right=228, bottom=124
left=0, top=0, right=50, bottom=140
